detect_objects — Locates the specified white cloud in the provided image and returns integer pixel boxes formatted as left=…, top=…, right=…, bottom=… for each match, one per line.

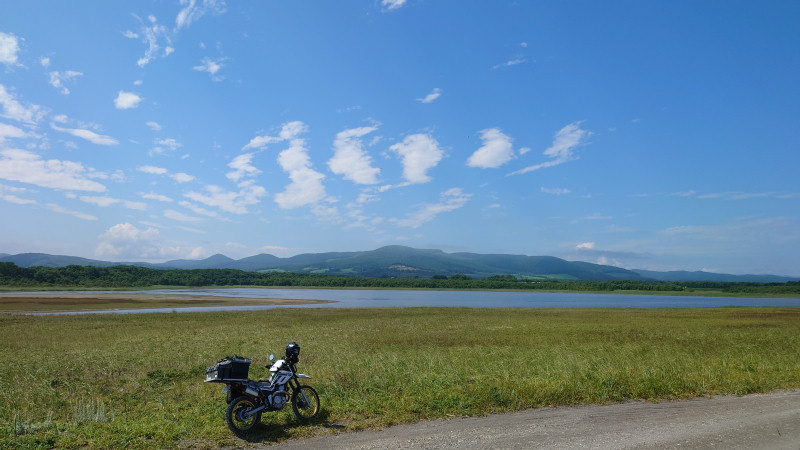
left=193, top=57, right=225, bottom=81
left=46, top=203, right=97, bottom=221
left=138, top=165, right=168, bottom=175
left=133, top=14, right=171, bottom=67
left=467, top=128, right=515, bottom=169
left=151, top=137, right=182, bottom=155
left=0, top=148, right=106, bottom=192
left=146, top=121, right=162, bottom=131
left=388, top=133, right=444, bottom=185
left=95, top=222, right=203, bottom=261
left=164, top=209, right=201, bottom=222
left=48, top=70, right=83, bottom=95
left=0, top=122, right=27, bottom=142
left=170, top=172, right=195, bottom=183
left=122, top=30, right=139, bottom=39
left=0, top=32, right=21, bottom=67
left=185, top=181, right=266, bottom=214
left=328, top=126, right=380, bottom=185
left=176, top=0, right=227, bottom=30
left=39, top=57, right=50, bottom=68
left=510, top=121, right=591, bottom=175
left=51, top=124, right=118, bottom=146
left=79, top=195, right=147, bottom=210
left=576, top=242, right=595, bottom=250
left=242, top=120, right=307, bottom=150
left=393, top=188, right=472, bottom=228
left=227, top=153, right=261, bottom=182
left=0, top=183, right=35, bottom=204
left=276, top=138, right=331, bottom=209
left=417, top=88, right=441, bottom=104
left=0, top=84, right=46, bottom=124
left=178, top=200, right=218, bottom=217
left=142, top=192, right=173, bottom=202
left=541, top=187, right=570, bottom=195
left=114, top=91, right=142, bottom=109
left=382, top=0, right=407, bottom=11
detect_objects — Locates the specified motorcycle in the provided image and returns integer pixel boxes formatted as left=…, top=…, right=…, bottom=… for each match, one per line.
left=205, top=341, right=320, bottom=437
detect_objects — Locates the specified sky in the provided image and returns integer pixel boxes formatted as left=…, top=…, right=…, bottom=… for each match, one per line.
left=1, top=1, right=799, bottom=276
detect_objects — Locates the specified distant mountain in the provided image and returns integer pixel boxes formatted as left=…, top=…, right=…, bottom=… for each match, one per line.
left=633, top=269, right=798, bottom=283
left=160, top=253, right=236, bottom=270
left=2, top=247, right=797, bottom=282
left=0, top=253, right=126, bottom=268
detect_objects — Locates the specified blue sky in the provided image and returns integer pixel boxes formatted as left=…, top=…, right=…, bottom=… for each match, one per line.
left=1, top=1, right=798, bottom=276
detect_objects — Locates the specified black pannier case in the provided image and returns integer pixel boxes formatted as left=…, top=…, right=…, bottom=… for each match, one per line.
left=205, top=356, right=251, bottom=382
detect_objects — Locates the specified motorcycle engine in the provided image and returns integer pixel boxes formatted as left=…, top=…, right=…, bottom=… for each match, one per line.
left=269, top=387, right=288, bottom=409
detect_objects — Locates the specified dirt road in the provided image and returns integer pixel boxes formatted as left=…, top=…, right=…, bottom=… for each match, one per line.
left=274, top=390, right=799, bottom=449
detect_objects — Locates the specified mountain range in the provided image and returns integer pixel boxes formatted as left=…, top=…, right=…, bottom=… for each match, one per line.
left=1, top=246, right=797, bottom=282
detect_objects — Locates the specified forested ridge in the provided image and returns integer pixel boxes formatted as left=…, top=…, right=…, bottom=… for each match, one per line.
left=1, top=262, right=798, bottom=295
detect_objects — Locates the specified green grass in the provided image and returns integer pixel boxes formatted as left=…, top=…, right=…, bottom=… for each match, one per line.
left=1, top=307, right=799, bottom=448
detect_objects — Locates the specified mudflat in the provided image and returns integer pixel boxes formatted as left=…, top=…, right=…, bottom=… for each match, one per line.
left=0, top=291, right=328, bottom=312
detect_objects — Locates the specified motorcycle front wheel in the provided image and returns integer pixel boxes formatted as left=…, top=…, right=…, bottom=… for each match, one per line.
left=291, top=385, right=320, bottom=420
left=226, top=396, right=261, bottom=437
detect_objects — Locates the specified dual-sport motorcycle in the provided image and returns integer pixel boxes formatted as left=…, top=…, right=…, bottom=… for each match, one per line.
left=205, top=341, right=320, bottom=436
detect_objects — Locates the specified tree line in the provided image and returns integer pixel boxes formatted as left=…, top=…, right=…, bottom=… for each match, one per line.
left=1, top=262, right=798, bottom=295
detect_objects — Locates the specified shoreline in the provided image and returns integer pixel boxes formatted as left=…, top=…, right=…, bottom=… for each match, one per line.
left=0, top=291, right=331, bottom=313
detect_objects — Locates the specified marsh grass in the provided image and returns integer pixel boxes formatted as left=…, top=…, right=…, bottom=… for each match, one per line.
left=1, top=307, right=799, bottom=448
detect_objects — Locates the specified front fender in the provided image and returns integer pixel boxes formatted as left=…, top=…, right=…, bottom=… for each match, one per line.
left=297, top=374, right=312, bottom=379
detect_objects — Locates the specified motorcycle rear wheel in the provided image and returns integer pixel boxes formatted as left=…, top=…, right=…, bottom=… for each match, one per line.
left=291, top=385, right=320, bottom=420
left=226, top=396, right=261, bottom=437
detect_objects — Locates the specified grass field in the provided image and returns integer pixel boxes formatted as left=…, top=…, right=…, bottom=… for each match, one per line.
left=1, top=307, right=799, bottom=448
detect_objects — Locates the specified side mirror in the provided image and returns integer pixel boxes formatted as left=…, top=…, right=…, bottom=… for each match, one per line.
left=269, top=354, right=274, bottom=361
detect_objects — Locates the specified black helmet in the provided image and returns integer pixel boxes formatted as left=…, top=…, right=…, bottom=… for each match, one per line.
left=286, top=341, right=300, bottom=363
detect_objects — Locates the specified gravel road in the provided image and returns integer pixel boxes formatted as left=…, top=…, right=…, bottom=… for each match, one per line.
left=273, top=390, right=799, bottom=449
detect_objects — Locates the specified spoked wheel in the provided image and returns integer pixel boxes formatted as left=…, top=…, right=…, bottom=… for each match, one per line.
left=291, top=385, right=320, bottom=420
left=226, top=396, right=261, bottom=437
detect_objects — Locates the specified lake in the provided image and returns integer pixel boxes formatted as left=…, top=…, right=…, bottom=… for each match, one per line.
left=27, top=288, right=800, bottom=315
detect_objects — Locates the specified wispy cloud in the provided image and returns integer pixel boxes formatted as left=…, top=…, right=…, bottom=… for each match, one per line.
left=329, top=126, right=380, bottom=185
left=51, top=124, right=118, bottom=146
left=176, top=0, right=227, bottom=30
left=150, top=137, right=182, bottom=155
left=48, top=70, right=83, bottom=95
left=79, top=195, right=146, bottom=210
left=467, top=128, right=515, bottom=169
left=46, top=203, right=97, bottom=221
left=137, top=165, right=194, bottom=183
left=242, top=121, right=307, bottom=151
left=142, top=192, right=173, bottom=202
left=193, top=57, right=226, bottom=81
left=0, top=183, right=35, bottom=204
left=185, top=181, right=266, bottom=215
left=0, top=123, right=28, bottom=143
left=381, top=0, right=407, bottom=12
left=0, top=32, right=22, bottom=67
left=130, top=14, right=172, bottom=67
left=114, top=91, right=142, bottom=109
left=393, top=188, right=472, bottom=228
left=509, top=121, right=591, bottom=175
left=416, top=88, right=441, bottom=104
left=146, top=121, right=162, bottom=131
left=0, top=84, right=47, bottom=124
left=164, top=208, right=201, bottom=222
left=541, top=187, right=571, bottom=195
left=226, top=153, right=261, bottom=182
left=0, top=148, right=106, bottom=192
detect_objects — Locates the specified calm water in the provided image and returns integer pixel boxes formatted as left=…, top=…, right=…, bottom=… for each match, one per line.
left=25, top=288, right=800, bottom=315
